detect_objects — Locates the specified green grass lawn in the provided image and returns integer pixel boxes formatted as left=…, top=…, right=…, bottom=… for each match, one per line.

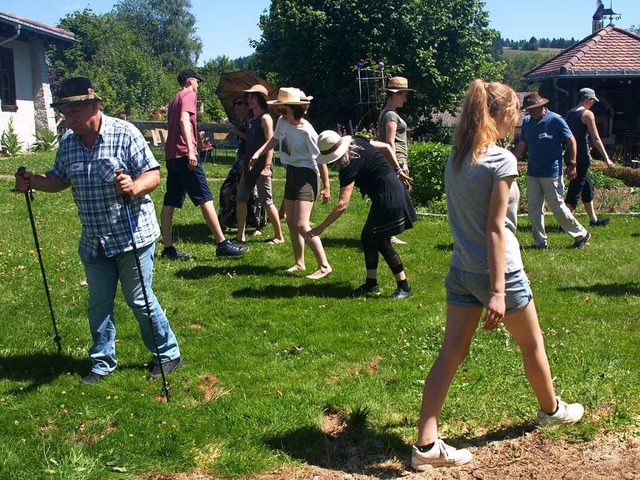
left=1, top=153, right=639, bottom=479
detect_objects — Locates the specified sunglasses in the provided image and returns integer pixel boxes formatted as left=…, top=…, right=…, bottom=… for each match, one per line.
left=234, top=101, right=247, bottom=106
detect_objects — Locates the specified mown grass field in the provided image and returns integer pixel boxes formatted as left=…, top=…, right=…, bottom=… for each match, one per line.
left=0, top=152, right=639, bottom=479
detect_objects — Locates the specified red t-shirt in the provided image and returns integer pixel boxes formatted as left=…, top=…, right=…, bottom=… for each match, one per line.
left=165, top=89, right=198, bottom=160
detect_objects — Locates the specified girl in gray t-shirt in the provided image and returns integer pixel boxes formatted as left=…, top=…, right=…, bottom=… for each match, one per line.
left=411, top=80, right=584, bottom=471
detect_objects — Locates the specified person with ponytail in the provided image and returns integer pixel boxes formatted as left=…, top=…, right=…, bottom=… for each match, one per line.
left=411, top=80, right=584, bottom=470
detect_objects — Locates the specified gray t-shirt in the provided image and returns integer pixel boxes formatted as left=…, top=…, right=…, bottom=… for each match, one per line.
left=445, top=144, right=523, bottom=274
left=378, top=109, right=408, bottom=163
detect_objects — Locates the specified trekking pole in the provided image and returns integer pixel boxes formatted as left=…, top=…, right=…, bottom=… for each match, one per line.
left=16, top=167, right=62, bottom=353
left=114, top=169, right=170, bottom=402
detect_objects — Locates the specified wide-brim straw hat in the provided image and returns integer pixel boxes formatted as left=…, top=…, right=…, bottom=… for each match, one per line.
left=316, top=130, right=352, bottom=165
left=522, top=92, right=549, bottom=110
left=50, top=77, right=102, bottom=108
left=299, top=90, right=313, bottom=101
left=267, top=87, right=311, bottom=105
left=386, top=76, right=415, bottom=93
left=242, top=84, right=269, bottom=101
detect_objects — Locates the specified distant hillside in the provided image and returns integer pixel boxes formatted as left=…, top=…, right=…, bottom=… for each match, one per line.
left=503, top=47, right=563, bottom=58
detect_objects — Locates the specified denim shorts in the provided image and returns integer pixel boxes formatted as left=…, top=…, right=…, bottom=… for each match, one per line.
left=445, top=266, right=533, bottom=314
left=163, top=156, right=213, bottom=208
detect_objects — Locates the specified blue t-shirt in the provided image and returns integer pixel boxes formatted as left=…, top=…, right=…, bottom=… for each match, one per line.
left=521, top=110, right=572, bottom=177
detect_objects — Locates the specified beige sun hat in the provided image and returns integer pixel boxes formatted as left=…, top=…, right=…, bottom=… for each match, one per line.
left=299, top=90, right=314, bottom=101
left=316, top=130, right=352, bottom=165
left=267, top=87, right=311, bottom=105
left=385, top=76, right=415, bottom=93
left=242, top=84, right=269, bottom=101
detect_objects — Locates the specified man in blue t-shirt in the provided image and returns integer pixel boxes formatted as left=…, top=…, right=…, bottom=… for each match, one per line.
left=513, top=92, right=590, bottom=250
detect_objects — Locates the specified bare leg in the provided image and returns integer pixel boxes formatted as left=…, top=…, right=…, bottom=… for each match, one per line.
left=285, top=199, right=305, bottom=272
left=417, top=305, right=481, bottom=445
left=502, top=300, right=557, bottom=413
left=295, top=200, right=331, bottom=279
left=160, top=205, right=176, bottom=248
left=583, top=201, right=596, bottom=221
left=235, top=201, right=248, bottom=242
left=265, top=203, right=285, bottom=242
left=200, top=200, right=226, bottom=244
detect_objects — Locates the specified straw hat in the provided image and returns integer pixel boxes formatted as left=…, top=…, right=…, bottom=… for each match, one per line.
left=299, top=90, right=314, bottom=101
left=316, top=130, right=352, bottom=165
left=242, top=84, right=269, bottom=101
left=386, top=76, right=415, bottom=93
left=267, top=87, right=311, bottom=105
left=50, top=77, right=102, bottom=108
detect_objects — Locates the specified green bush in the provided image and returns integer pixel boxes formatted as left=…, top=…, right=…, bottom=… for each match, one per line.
left=408, top=141, right=450, bottom=208
left=1, top=117, right=23, bottom=157
left=32, top=127, right=59, bottom=152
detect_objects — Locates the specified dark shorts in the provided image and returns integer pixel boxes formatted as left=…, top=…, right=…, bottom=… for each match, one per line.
left=284, top=165, right=318, bottom=202
left=565, top=162, right=594, bottom=207
left=445, top=266, right=533, bottom=315
left=163, top=156, right=213, bottom=208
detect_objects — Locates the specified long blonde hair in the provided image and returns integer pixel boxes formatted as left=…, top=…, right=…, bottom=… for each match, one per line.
left=451, top=79, right=519, bottom=170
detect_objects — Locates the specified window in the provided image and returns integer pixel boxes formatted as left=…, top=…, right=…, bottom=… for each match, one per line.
left=0, top=47, right=17, bottom=112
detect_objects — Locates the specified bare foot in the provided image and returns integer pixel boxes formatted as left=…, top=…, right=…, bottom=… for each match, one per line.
left=286, top=264, right=305, bottom=273
left=266, top=238, right=285, bottom=245
left=306, top=265, right=332, bottom=280
left=251, top=230, right=263, bottom=237
left=235, top=236, right=246, bottom=244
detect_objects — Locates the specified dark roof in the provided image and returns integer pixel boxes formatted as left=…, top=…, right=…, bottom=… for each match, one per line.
left=0, top=11, right=76, bottom=44
left=524, top=25, right=640, bottom=81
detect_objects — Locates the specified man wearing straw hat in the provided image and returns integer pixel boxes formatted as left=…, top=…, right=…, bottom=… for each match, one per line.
left=513, top=92, right=591, bottom=250
left=15, top=77, right=182, bottom=384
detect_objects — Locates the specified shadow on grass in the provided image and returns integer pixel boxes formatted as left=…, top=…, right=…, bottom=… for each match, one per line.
left=233, top=282, right=354, bottom=299
left=174, top=264, right=279, bottom=279
left=264, top=424, right=408, bottom=478
left=0, top=353, right=90, bottom=394
left=170, top=223, right=213, bottom=244
left=558, top=281, right=640, bottom=296
left=434, top=242, right=454, bottom=252
left=264, top=420, right=537, bottom=477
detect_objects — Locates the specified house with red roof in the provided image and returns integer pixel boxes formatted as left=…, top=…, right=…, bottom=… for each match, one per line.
left=524, top=25, right=640, bottom=163
left=0, top=11, right=75, bottom=149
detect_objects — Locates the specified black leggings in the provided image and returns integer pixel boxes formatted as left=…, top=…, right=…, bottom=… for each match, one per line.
left=361, top=231, right=404, bottom=275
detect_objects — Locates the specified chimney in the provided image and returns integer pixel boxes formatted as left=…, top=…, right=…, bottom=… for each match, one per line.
left=593, top=0, right=604, bottom=33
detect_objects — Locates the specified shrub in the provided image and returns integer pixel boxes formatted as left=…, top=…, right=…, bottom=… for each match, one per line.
left=408, top=142, right=450, bottom=208
left=1, top=117, right=23, bottom=157
left=32, top=127, right=59, bottom=152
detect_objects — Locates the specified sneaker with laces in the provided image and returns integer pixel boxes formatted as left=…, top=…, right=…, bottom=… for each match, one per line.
left=216, top=239, right=249, bottom=257
left=571, top=232, right=591, bottom=249
left=537, top=397, right=584, bottom=426
left=392, top=287, right=413, bottom=300
left=147, top=356, right=184, bottom=380
left=80, top=371, right=107, bottom=385
left=355, top=283, right=381, bottom=297
left=589, top=217, right=610, bottom=227
left=411, top=440, right=473, bottom=470
left=161, top=246, right=191, bottom=260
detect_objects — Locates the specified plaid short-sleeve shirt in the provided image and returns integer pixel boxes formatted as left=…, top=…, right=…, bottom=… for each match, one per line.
left=50, top=113, right=161, bottom=257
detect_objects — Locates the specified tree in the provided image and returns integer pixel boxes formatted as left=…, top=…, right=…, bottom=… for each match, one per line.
left=501, top=52, right=553, bottom=92
left=113, top=0, right=203, bottom=71
left=49, top=9, right=175, bottom=119
left=197, top=56, right=239, bottom=122
left=251, top=0, right=503, bottom=130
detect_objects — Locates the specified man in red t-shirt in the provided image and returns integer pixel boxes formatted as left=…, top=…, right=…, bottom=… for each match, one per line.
left=160, top=69, right=248, bottom=259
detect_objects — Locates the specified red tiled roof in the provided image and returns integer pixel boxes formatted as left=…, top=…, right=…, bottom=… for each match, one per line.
left=0, top=11, right=75, bottom=42
left=524, top=26, right=640, bottom=81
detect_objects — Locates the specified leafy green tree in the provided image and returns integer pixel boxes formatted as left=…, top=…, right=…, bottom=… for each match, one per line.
left=502, top=51, right=554, bottom=91
left=197, top=56, right=239, bottom=122
left=50, top=9, right=175, bottom=119
left=113, top=0, right=203, bottom=71
left=251, top=0, right=503, bottom=130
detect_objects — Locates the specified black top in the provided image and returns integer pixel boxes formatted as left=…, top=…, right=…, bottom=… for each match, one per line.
left=565, top=109, right=590, bottom=164
left=339, top=136, right=395, bottom=197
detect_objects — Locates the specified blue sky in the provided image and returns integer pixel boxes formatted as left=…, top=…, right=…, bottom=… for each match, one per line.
left=6, top=0, right=639, bottom=64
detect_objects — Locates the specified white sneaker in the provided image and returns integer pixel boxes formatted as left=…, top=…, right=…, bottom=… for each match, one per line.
left=411, top=439, right=472, bottom=470
left=537, top=397, right=584, bottom=427
left=390, top=235, right=407, bottom=245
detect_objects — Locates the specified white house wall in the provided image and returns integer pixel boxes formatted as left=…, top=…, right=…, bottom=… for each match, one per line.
left=0, top=38, right=55, bottom=151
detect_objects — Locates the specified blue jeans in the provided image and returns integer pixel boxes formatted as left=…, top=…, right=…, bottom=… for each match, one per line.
left=79, top=243, right=180, bottom=375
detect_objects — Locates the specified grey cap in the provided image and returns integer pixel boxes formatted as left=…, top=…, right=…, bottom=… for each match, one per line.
left=579, top=88, right=599, bottom=102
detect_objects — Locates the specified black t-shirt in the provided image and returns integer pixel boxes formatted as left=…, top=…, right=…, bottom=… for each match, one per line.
left=339, top=136, right=394, bottom=197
